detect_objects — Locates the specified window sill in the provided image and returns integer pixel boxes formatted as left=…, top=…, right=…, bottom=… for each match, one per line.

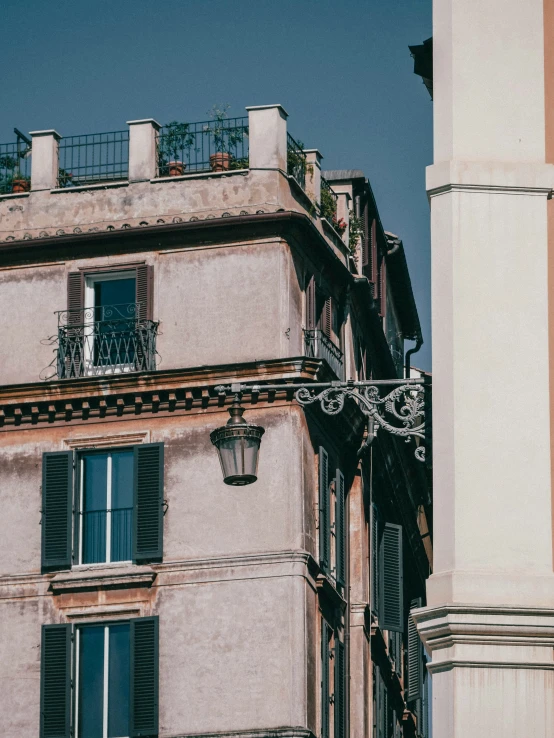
left=316, top=572, right=347, bottom=610
left=50, top=564, right=156, bottom=594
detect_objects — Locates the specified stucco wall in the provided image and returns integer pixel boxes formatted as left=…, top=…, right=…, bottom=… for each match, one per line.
left=0, top=237, right=305, bottom=386
left=0, top=404, right=321, bottom=736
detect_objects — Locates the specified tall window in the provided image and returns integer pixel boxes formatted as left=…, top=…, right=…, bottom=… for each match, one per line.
left=85, top=273, right=137, bottom=373
left=79, top=450, right=134, bottom=565
left=40, top=618, right=159, bottom=738
left=76, top=624, right=130, bottom=738
left=41, top=444, right=164, bottom=572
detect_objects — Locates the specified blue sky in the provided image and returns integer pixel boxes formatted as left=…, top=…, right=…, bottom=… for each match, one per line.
left=1, top=0, right=432, bottom=369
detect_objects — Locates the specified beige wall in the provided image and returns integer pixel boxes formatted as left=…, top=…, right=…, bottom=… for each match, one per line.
left=0, top=404, right=324, bottom=736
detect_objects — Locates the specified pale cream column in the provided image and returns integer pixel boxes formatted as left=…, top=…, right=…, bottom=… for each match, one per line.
left=29, top=130, right=61, bottom=190
left=245, top=104, right=288, bottom=171
left=413, top=0, right=554, bottom=735
left=127, top=119, right=161, bottom=181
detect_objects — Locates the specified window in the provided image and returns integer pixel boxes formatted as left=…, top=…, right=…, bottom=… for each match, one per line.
left=370, top=503, right=404, bottom=632
left=41, top=444, right=164, bottom=572
left=79, top=449, right=134, bottom=565
left=84, top=272, right=137, bottom=374
left=321, top=618, right=346, bottom=738
left=62, top=265, right=156, bottom=378
left=318, top=447, right=346, bottom=589
left=76, top=624, right=130, bottom=738
left=40, top=618, right=159, bottom=738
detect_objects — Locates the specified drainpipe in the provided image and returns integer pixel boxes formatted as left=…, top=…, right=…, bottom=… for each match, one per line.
left=405, top=336, right=423, bottom=378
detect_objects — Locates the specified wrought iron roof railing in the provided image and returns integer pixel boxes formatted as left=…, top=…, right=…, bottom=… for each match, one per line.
left=287, top=133, right=307, bottom=191
left=54, top=302, right=158, bottom=379
left=0, top=132, right=32, bottom=195
left=57, top=130, right=130, bottom=187
left=156, top=117, right=249, bottom=177
left=320, top=175, right=338, bottom=222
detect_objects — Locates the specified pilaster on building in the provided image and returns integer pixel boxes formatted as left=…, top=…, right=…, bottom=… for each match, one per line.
left=0, top=104, right=430, bottom=738
left=415, top=0, right=554, bottom=735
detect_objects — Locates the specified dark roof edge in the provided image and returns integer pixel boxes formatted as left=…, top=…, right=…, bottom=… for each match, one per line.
left=384, top=232, right=423, bottom=342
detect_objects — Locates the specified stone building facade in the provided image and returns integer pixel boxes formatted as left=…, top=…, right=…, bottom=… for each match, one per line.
left=0, top=105, right=430, bottom=738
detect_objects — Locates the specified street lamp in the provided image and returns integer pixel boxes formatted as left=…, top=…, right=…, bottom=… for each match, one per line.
left=210, top=394, right=265, bottom=486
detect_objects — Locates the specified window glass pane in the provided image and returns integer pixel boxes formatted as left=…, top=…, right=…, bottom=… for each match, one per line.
left=108, top=624, right=130, bottom=738
left=111, top=450, right=134, bottom=562
left=78, top=626, right=104, bottom=738
left=94, top=278, right=136, bottom=312
left=82, top=454, right=108, bottom=564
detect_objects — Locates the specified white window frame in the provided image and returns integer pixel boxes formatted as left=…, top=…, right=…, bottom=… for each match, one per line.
left=83, top=271, right=137, bottom=376
left=75, top=624, right=130, bottom=738
left=78, top=450, right=132, bottom=567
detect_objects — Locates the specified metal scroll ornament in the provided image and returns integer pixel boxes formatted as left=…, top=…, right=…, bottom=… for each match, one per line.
left=295, top=383, right=427, bottom=462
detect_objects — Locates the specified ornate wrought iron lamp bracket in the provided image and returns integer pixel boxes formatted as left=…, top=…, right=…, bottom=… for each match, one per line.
left=214, top=379, right=430, bottom=463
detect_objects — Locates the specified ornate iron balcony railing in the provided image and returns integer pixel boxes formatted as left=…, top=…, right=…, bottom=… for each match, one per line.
left=55, top=303, right=158, bottom=379
left=287, top=133, right=307, bottom=190
left=304, top=329, right=344, bottom=380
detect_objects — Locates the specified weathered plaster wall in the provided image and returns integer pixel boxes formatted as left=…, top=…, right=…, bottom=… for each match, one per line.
left=0, top=403, right=321, bottom=736
left=0, top=237, right=306, bottom=386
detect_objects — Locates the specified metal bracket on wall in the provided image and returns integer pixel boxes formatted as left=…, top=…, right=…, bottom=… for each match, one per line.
left=215, top=378, right=430, bottom=463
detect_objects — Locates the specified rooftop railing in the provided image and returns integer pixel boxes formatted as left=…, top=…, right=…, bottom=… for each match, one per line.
left=320, top=175, right=338, bottom=222
left=156, top=117, right=249, bottom=176
left=57, top=130, right=129, bottom=187
left=0, top=131, right=32, bottom=194
left=287, top=133, right=307, bottom=190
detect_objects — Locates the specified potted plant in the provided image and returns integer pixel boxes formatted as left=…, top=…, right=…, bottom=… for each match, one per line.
left=10, top=171, right=31, bottom=193
left=158, top=121, right=195, bottom=177
left=320, top=185, right=338, bottom=222
left=58, top=168, right=74, bottom=188
left=207, top=105, right=247, bottom=172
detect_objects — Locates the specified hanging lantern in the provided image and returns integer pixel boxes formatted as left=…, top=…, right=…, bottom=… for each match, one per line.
left=210, top=397, right=265, bottom=486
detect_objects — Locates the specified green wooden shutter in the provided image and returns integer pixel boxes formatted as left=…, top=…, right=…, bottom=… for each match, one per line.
left=335, top=469, right=346, bottom=587
left=322, top=296, right=332, bottom=337
left=306, top=276, right=316, bottom=330
left=375, top=668, right=386, bottom=738
left=133, top=443, right=164, bottom=563
left=40, top=624, right=71, bottom=738
left=318, top=447, right=330, bottom=572
left=380, top=522, right=404, bottom=632
left=321, top=619, right=330, bottom=738
left=406, top=597, right=423, bottom=702
left=42, top=452, right=73, bottom=572
left=371, top=504, right=380, bottom=618
left=130, top=616, right=159, bottom=738
left=334, top=638, right=346, bottom=738
left=136, top=264, right=153, bottom=321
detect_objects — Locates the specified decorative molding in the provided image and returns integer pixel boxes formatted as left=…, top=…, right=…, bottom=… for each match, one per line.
left=64, top=430, right=150, bottom=449
left=50, top=565, right=156, bottom=594
left=0, top=358, right=327, bottom=430
left=428, top=182, right=553, bottom=199
left=62, top=604, right=144, bottom=621
left=162, top=729, right=315, bottom=738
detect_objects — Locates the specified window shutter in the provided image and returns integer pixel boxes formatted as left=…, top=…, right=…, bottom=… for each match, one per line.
left=379, top=257, right=387, bottom=319
left=371, top=504, right=380, bottom=618
left=421, top=668, right=429, bottom=737
left=370, top=219, right=378, bottom=296
left=41, top=452, right=73, bottom=572
left=375, top=668, right=386, bottom=738
left=130, top=616, right=159, bottom=738
left=335, top=469, right=346, bottom=588
left=133, top=443, right=164, bottom=563
left=40, top=624, right=71, bottom=738
left=67, top=271, right=84, bottom=323
left=322, top=296, right=332, bottom=337
left=136, top=264, right=153, bottom=321
left=318, top=447, right=330, bottom=572
left=321, top=619, right=330, bottom=738
left=306, top=276, right=316, bottom=330
left=406, top=597, right=423, bottom=702
left=361, top=200, right=369, bottom=268
left=334, top=638, right=346, bottom=738
left=380, top=522, right=404, bottom=632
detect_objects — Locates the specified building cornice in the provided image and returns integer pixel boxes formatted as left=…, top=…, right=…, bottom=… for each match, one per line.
left=0, top=358, right=338, bottom=430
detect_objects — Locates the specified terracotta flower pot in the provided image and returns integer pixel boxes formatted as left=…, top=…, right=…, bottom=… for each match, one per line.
left=210, top=153, right=232, bottom=172
left=12, top=178, right=30, bottom=193
left=168, top=161, right=185, bottom=176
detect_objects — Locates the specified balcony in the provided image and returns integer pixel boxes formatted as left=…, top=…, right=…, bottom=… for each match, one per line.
left=56, top=303, right=158, bottom=379
left=304, top=329, right=344, bottom=380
